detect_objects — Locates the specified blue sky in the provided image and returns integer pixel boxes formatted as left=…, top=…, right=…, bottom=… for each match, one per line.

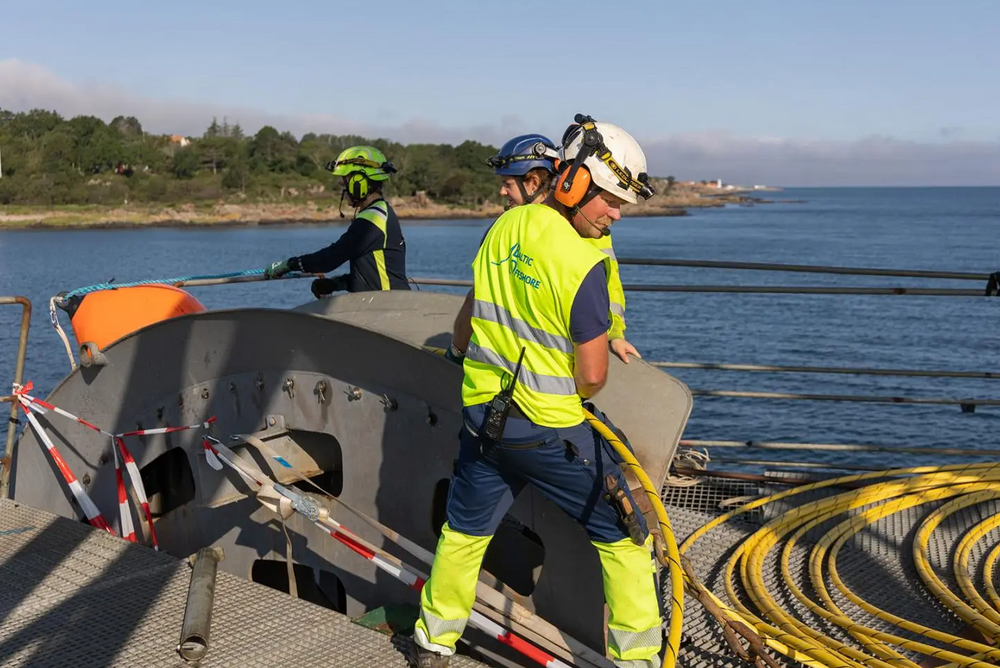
left=1, top=0, right=998, bottom=185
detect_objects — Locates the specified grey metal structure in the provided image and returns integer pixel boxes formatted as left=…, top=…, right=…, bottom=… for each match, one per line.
left=7, top=291, right=693, bottom=666
left=0, top=497, right=487, bottom=667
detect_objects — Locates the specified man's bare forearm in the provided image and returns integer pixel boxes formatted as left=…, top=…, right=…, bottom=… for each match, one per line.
left=453, top=288, right=474, bottom=352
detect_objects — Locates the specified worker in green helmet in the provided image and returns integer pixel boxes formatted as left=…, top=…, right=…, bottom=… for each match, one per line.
left=263, top=145, right=411, bottom=295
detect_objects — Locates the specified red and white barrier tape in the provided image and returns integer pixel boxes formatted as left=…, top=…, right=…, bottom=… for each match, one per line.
left=111, top=439, right=136, bottom=543
left=114, top=436, right=159, bottom=549
left=13, top=393, right=113, bottom=533
left=202, top=437, right=571, bottom=668
left=12, top=381, right=214, bottom=549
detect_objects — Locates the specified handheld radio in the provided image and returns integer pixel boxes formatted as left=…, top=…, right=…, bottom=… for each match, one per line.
left=480, top=346, right=527, bottom=446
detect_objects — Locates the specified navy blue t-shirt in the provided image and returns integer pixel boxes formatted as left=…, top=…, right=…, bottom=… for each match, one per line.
left=570, top=262, right=610, bottom=344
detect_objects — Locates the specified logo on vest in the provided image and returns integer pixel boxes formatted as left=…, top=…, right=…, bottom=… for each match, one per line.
left=493, top=243, right=542, bottom=289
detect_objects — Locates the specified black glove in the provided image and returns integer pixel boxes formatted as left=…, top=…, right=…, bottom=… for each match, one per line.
left=311, top=275, right=349, bottom=299
left=443, top=341, right=465, bottom=365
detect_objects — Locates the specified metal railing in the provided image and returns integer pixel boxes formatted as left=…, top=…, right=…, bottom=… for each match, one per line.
left=410, top=257, right=1000, bottom=472
left=408, top=277, right=994, bottom=297
left=1, top=296, right=31, bottom=499
left=39, top=257, right=1000, bottom=475
left=615, top=256, right=994, bottom=281
left=652, top=360, right=1000, bottom=380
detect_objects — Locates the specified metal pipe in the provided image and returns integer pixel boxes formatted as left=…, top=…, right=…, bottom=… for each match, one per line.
left=689, top=388, right=1000, bottom=406
left=177, top=546, right=225, bottom=662
left=668, top=466, right=872, bottom=489
left=653, top=360, right=1000, bottom=380
left=407, top=277, right=990, bottom=297
left=710, top=457, right=883, bottom=472
left=679, top=439, right=1000, bottom=458
left=616, top=257, right=989, bottom=281
left=410, top=277, right=473, bottom=287
left=621, top=284, right=988, bottom=296
left=168, top=273, right=320, bottom=288
left=1, top=296, right=31, bottom=500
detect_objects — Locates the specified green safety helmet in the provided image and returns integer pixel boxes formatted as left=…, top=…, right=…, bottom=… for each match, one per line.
left=328, top=146, right=397, bottom=182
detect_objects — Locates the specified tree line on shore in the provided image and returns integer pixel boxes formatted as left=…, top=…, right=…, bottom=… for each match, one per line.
left=0, top=108, right=513, bottom=208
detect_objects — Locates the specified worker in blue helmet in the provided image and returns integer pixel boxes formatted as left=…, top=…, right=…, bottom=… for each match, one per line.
left=463, top=134, right=641, bottom=364
left=486, top=134, right=560, bottom=210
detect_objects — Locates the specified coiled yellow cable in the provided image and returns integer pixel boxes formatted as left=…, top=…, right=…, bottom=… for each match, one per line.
left=681, top=462, right=1000, bottom=668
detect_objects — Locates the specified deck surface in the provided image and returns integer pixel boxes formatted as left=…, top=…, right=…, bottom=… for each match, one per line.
left=0, top=498, right=485, bottom=668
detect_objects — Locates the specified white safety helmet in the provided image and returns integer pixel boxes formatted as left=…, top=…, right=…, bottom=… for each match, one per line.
left=556, top=115, right=655, bottom=206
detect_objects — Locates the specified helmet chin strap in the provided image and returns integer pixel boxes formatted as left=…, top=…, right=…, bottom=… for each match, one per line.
left=506, top=179, right=548, bottom=211
left=519, top=177, right=544, bottom=205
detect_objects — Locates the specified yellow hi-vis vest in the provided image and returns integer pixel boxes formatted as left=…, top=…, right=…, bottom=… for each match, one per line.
left=463, top=204, right=611, bottom=428
left=588, top=234, right=626, bottom=340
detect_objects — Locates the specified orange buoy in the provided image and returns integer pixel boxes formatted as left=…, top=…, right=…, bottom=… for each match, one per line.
left=62, top=284, right=207, bottom=352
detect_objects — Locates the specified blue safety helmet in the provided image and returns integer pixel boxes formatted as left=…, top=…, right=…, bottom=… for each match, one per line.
left=486, top=134, right=558, bottom=176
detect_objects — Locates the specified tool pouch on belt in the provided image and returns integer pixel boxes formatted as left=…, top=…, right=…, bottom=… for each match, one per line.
left=585, top=402, right=659, bottom=548
left=603, top=473, right=647, bottom=546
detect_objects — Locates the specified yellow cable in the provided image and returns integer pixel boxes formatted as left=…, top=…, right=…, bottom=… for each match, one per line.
left=953, top=502, right=1000, bottom=628
left=983, top=541, right=1000, bottom=613
left=587, top=411, right=849, bottom=668
left=913, top=489, right=1000, bottom=642
left=682, top=462, right=1000, bottom=667
left=819, top=484, right=1000, bottom=668
left=424, top=345, right=1000, bottom=667
left=730, top=472, right=970, bottom=667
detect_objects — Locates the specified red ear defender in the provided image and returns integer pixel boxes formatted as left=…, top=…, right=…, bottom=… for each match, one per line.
left=554, top=159, right=592, bottom=208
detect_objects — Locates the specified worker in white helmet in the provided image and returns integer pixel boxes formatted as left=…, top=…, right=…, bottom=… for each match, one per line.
left=412, top=115, right=662, bottom=668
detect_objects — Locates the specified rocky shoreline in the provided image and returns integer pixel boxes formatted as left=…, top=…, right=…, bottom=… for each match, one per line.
left=0, top=186, right=784, bottom=230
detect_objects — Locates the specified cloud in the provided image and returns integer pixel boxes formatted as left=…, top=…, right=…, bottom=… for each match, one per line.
left=2, top=59, right=997, bottom=186
left=641, top=131, right=1000, bottom=186
left=0, top=59, right=527, bottom=146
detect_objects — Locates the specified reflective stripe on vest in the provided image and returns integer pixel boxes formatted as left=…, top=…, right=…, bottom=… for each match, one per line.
left=357, top=201, right=390, bottom=290
left=463, top=204, right=609, bottom=428
left=466, top=342, right=577, bottom=396
left=471, top=299, right=573, bottom=354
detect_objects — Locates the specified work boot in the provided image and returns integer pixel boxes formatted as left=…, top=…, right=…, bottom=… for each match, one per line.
left=407, top=641, right=451, bottom=668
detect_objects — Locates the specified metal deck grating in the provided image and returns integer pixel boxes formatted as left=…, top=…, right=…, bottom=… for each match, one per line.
left=5, top=476, right=998, bottom=668
left=663, top=478, right=1000, bottom=668
left=0, top=498, right=486, bottom=668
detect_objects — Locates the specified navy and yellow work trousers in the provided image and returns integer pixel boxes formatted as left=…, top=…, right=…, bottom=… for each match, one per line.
left=414, top=405, right=663, bottom=667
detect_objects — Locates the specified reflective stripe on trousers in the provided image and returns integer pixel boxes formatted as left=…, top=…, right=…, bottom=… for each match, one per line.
left=415, top=528, right=662, bottom=667
left=414, top=522, right=493, bottom=657
left=597, top=537, right=663, bottom=667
